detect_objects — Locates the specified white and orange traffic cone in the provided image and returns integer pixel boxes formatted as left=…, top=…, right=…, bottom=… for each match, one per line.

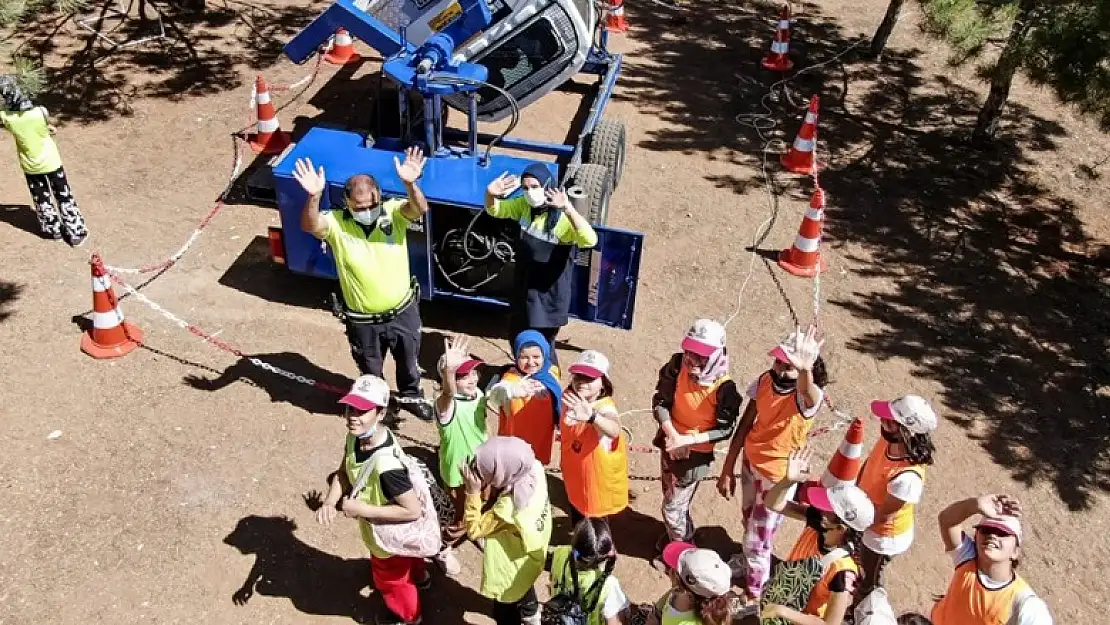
left=605, top=0, right=630, bottom=33
left=822, top=418, right=865, bottom=488
left=781, top=95, right=820, bottom=174
left=778, top=187, right=829, bottom=277
left=761, top=4, right=793, bottom=72
left=248, top=75, right=291, bottom=155
left=324, top=28, right=361, bottom=65
left=81, top=254, right=143, bottom=360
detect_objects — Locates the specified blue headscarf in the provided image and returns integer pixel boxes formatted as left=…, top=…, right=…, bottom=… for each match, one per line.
left=521, top=163, right=561, bottom=233
left=512, top=329, right=562, bottom=420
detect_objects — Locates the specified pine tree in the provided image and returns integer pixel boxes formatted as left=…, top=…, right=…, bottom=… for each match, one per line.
left=0, top=0, right=86, bottom=95
left=920, top=0, right=1110, bottom=144
left=870, top=0, right=908, bottom=58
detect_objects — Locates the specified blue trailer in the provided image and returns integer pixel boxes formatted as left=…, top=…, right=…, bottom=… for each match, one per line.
left=266, top=0, right=644, bottom=330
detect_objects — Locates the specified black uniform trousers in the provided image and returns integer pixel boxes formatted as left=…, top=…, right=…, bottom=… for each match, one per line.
left=344, top=300, right=423, bottom=399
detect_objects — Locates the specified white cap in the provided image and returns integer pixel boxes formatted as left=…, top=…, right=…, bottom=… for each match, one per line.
left=854, top=587, right=898, bottom=625
left=568, top=350, right=611, bottom=379
left=975, top=515, right=1023, bottom=545
left=681, top=319, right=726, bottom=357
left=826, top=485, right=876, bottom=533
left=663, top=542, right=732, bottom=598
left=339, top=374, right=391, bottom=411
left=870, top=395, right=938, bottom=435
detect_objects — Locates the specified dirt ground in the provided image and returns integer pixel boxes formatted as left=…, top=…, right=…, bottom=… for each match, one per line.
left=1, top=0, right=1107, bottom=623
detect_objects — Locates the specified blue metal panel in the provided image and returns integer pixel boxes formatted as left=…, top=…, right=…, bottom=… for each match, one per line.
left=569, top=225, right=643, bottom=330
left=283, top=0, right=413, bottom=64
left=442, top=128, right=576, bottom=157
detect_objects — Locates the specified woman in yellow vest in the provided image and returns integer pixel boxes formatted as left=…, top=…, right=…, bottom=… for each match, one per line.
left=487, top=330, right=563, bottom=465
left=932, top=493, right=1052, bottom=625
left=545, top=518, right=630, bottom=625
left=559, top=349, right=629, bottom=524
left=717, top=325, right=827, bottom=600
left=314, top=375, right=427, bottom=625
left=652, top=319, right=743, bottom=555
left=462, top=436, right=553, bottom=625
left=0, top=79, right=88, bottom=246
left=760, top=448, right=876, bottom=625
left=854, top=394, right=938, bottom=598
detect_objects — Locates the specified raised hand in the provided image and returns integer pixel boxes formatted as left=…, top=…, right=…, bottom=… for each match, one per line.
left=394, top=146, right=426, bottom=184
left=486, top=172, right=519, bottom=197
left=545, top=187, right=570, bottom=210
left=293, top=157, right=326, bottom=196
left=786, top=447, right=815, bottom=483
left=440, top=334, right=472, bottom=373
left=562, top=389, right=592, bottom=423
left=787, top=324, right=825, bottom=371
left=976, top=494, right=1023, bottom=519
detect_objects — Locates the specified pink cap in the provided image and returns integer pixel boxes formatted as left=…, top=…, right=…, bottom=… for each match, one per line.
left=975, top=516, right=1023, bottom=544
left=568, top=350, right=610, bottom=379
left=682, top=319, right=726, bottom=358
left=339, top=375, right=391, bottom=411
left=455, top=358, right=482, bottom=377
left=661, top=541, right=696, bottom=570
left=768, top=345, right=791, bottom=363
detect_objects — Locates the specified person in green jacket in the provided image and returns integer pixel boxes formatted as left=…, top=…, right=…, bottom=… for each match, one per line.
left=0, top=77, right=88, bottom=246
left=546, top=517, right=631, bottom=625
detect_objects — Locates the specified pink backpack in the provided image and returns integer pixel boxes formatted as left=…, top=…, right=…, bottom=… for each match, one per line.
left=349, top=442, right=443, bottom=558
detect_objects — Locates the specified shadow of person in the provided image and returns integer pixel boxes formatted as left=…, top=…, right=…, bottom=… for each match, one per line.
left=546, top=471, right=668, bottom=564
left=223, top=515, right=371, bottom=620
left=184, top=351, right=353, bottom=414
left=0, top=204, right=46, bottom=239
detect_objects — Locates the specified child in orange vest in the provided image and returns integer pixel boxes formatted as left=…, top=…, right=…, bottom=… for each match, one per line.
left=761, top=448, right=875, bottom=625
left=932, top=493, right=1052, bottom=625
left=487, top=330, right=562, bottom=465
left=559, top=350, right=629, bottom=525
left=717, top=325, right=827, bottom=600
left=652, top=319, right=743, bottom=554
left=854, top=395, right=937, bottom=598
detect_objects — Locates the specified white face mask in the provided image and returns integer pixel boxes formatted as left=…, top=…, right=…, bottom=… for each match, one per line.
left=356, top=425, right=378, bottom=440
left=524, top=187, right=546, bottom=208
left=351, top=208, right=379, bottom=226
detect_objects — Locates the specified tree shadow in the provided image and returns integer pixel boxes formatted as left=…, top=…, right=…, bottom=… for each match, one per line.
left=623, top=0, right=1108, bottom=509
left=13, top=0, right=322, bottom=123
left=183, top=350, right=353, bottom=414
left=0, top=280, right=24, bottom=323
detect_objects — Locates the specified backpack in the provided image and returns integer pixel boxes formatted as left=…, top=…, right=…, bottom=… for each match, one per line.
left=349, top=442, right=443, bottom=558
left=541, top=554, right=614, bottom=625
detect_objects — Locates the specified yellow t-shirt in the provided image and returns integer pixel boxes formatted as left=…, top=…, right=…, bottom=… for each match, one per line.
left=0, top=107, right=63, bottom=175
left=486, top=196, right=598, bottom=248
left=343, top=434, right=406, bottom=559
left=322, top=198, right=412, bottom=313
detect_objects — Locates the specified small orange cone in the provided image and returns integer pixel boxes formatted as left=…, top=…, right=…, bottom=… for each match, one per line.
left=778, top=187, right=829, bottom=277
left=605, top=0, right=630, bottom=33
left=324, top=28, right=361, bottom=65
left=781, top=95, right=820, bottom=174
left=761, top=5, right=794, bottom=72
left=81, top=254, right=143, bottom=360
left=821, top=418, right=865, bottom=488
left=248, top=75, right=291, bottom=155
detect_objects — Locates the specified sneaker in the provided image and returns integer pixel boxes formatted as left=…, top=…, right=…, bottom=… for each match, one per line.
left=397, top=397, right=434, bottom=422
left=434, top=547, right=462, bottom=576
left=43, top=230, right=62, bottom=241
left=67, top=231, right=88, bottom=248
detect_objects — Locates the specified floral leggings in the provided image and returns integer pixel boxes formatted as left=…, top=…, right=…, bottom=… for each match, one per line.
left=25, top=167, right=87, bottom=240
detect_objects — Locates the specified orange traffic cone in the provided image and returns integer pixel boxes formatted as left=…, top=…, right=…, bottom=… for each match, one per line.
left=781, top=95, right=820, bottom=174
left=248, top=75, right=291, bottom=155
left=761, top=5, right=794, bottom=72
left=324, top=28, right=361, bottom=65
left=821, top=418, right=865, bottom=488
left=778, top=187, right=829, bottom=277
left=605, top=0, right=630, bottom=33
left=81, top=254, right=143, bottom=359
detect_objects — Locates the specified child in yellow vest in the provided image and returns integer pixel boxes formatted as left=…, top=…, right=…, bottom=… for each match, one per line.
left=717, top=326, right=827, bottom=599
left=761, top=448, right=876, bottom=625
left=646, top=542, right=736, bottom=625
left=0, top=79, right=88, bottom=246
left=559, top=349, right=629, bottom=524
left=545, top=518, right=631, bottom=625
left=462, top=436, right=553, bottom=625
left=855, top=395, right=938, bottom=597
left=932, top=493, right=1052, bottom=625
left=314, top=374, right=428, bottom=625
left=652, top=319, right=743, bottom=554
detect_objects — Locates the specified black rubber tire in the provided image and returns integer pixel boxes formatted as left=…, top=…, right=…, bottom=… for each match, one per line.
left=572, top=163, right=612, bottom=226
left=585, top=117, right=627, bottom=191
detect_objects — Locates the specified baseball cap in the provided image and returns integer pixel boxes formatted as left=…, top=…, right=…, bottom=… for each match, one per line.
left=975, top=516, right=1022, bottom=545
left=455, top=358, right=482, bottom=377
left=339, top=374, right=391, bottom=411
left=662, top=542, right=732, bottom=598
left=767, top=328, right=814, bottom=364
left=681, top=319, right=726, bottom=358
left=803, top=483, right=875, bottom=532
left=870, top=395, right=938, bottom=435
left=854, top=587, right=898, bottom=625
left=568, top=350, right=610, bottom=379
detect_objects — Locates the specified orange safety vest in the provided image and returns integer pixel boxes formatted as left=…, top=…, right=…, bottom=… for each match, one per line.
left=559, top=396, right=629, bottom=517
left=857, top=439, right=926, bottom=540
left=804, top=551, right=859, bottom=617
left=931, top=560, right=1033, bottom=625
left=789, top=527, right=820, bottom=561
left=497, top=368, right=559, bottom=465
left=744, top=372, right=812, bottom=482
left=671, top=363, right=729, bottom=453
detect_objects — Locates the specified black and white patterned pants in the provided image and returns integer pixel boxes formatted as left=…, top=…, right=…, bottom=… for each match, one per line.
left=25, top=167, right=88, bottom=240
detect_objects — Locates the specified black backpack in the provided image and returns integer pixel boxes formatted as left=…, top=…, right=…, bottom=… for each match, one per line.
left=541, top=555, right=615, bottom=625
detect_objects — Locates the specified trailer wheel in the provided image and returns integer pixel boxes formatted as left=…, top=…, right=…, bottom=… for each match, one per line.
left=586, top=118, right=627, bottom=191
left=572, top=164, right=612, bottom=226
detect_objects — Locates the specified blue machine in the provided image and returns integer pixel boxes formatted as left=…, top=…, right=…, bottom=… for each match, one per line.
left=268, top=0, right=643, bottom=330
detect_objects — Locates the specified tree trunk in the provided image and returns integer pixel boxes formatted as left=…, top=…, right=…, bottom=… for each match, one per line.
left=971, top=0, right=1037, bottom=145
left=870, top=0, right=907, bottom=59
